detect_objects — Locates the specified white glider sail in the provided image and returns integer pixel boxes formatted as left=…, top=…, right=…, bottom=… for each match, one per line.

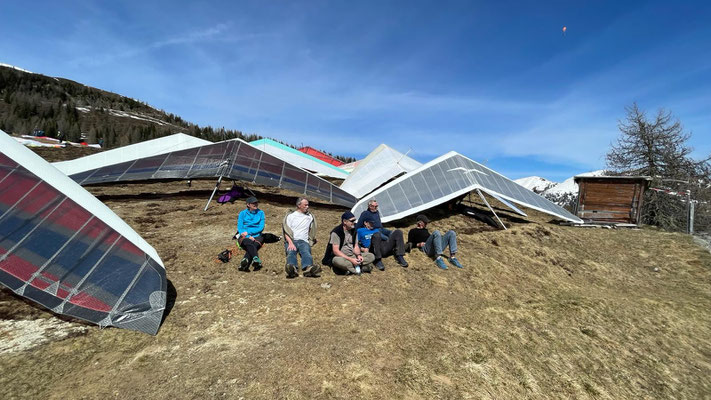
left=250, top=138, right=349, bottom=179
left=340, top=144, right=422, bottom=199
left=64, top=138, right=357, bottom=207
left=351, top=151, right=583, bottom=224
left=0, top=130, right=166, bottom=335
left=53, top=133, right=212, bottom=176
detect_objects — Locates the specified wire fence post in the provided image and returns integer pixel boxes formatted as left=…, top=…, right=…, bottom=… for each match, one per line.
left=687, top=190, right=695, bottom=234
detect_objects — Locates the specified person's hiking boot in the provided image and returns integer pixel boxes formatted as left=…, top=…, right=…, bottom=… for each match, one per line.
left=395, top=255, right=409, bottom=268
left=239, top=257, right=251, bottom=272
left=435, top=257, right=448, bottom=270
left=361, top=263, right=372, bottom=273
left=374, top=259, right=385, bottom=271
left=285, top=264, right=298, bottom=279
left=449, top=257, right=463, bottom=268
left=303, top=265, right=322, bottom=278
left=252, top=256, right=263, bottom=271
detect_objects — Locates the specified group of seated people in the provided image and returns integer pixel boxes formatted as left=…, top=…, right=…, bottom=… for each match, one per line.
left=235, top=197, right=463, bottom=278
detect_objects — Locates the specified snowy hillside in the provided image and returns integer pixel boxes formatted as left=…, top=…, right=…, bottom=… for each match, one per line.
left=515, top=170, right=607, bottom=206
left=0, top=62, right=33, bottom=74
left=514, top=176, right=557, bottom=193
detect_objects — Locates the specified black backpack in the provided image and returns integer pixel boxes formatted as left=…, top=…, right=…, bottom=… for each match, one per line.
left=217, top=249, right=232, bottom=263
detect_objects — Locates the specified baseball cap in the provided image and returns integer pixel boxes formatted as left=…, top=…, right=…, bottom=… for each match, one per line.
left=416, top=214, right=429, bottom=224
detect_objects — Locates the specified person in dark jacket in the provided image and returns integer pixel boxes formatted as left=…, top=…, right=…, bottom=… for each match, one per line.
left=357, top=214, right=408, bottom=270
left=323, top=211, right=375, bottom=275
left=355, top=199, right=392, bottom=240
left=407, top=214, right=463, bottom=270
left=236, top=196, right=265, bottom=271
left=283, top=197, right=321, bottom=278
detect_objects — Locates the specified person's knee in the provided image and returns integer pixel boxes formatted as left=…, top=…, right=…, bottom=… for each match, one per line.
left=447, top=230, right=456, bottom=237
left=432, top=230, right=441, bottom=237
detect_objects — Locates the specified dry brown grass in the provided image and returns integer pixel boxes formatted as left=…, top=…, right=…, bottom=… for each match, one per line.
left=1, top=147, right=710, bottom=399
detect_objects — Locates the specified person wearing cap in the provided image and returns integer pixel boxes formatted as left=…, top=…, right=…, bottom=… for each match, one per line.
left=407, top=214, right=463, bottom=270
left=282, top=197, right=321, bottom=278
left=357, top=214, right=408, bottom=270
left=355, top=199, right=392, bottom=240
left=322, top=211, right=375, bottom=275
left=236, top=196, right=266, bottom=271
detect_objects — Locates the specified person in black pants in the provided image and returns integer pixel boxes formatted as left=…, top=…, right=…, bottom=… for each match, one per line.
left=357, top=215, right=408, bottom=270
left=236, top=196, right=266, bottom=271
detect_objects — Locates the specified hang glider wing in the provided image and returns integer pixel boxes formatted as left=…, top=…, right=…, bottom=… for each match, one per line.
left=53, top=133, right=212, bottom=176
left=479, top=187, right=527, bottom=217
left=350, top=151, right=582, bottom=224
left=340, top=144, right=422, bottom=199
left=64, top=138, right=357, bottom=207
left=250, top=139, right=349, bottom=179
left=0, top=130, right=166, bottom=335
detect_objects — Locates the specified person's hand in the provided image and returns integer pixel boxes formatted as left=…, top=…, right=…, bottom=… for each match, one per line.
left=240, top=232, right=248, bottom=238
left=287, top=242, right=297, bottom=251
left=418, top=242, right=425, bottom=248
left=361, top=246, right=369, bottom=253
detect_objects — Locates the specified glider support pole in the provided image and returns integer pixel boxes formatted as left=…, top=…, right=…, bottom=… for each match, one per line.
left=476, top=188, right=507, bottom=230
left=204, top=176, right=224, bottom=211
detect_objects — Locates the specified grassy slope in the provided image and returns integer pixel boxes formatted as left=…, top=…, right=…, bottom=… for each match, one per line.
left=1, top=148, right=710, bottom=399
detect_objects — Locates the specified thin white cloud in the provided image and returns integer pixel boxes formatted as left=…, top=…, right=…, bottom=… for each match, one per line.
left=70, top=23, right=235, bottom=67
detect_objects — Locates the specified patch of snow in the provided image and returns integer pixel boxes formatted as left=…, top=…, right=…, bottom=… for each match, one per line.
left=0, top=62, right=33, bottom=74
left=14, top=137, right=64, bottom=148
left=0, top=318, right=88, bottom=355
left=107, top=109, right=169, bottom=126
left=516, top=170, right=606, bottom=206
left=546, top=170, right=606, bottom=196
left=514, top=176, right=556, bottom=193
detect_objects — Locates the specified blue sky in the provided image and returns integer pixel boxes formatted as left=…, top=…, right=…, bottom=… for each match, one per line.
left=1, top=1, right=710, bottom=181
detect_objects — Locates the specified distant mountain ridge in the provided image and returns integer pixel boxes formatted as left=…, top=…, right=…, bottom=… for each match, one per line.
left=515, top=170, right=606, bottom=207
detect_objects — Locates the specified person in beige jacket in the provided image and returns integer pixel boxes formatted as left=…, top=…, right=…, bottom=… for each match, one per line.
left=282, top=197, right=321, bottom=278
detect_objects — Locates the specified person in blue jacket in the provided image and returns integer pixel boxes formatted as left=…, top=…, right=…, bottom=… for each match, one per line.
left=236, top=196, right=266, bottom=271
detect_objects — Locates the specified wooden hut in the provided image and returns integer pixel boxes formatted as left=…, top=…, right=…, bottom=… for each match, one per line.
left=574, top=176, right=651, bottom=225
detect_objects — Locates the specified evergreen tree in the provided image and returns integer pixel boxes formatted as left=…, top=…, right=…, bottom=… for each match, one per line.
left=606, top=103, right=711, bottom=231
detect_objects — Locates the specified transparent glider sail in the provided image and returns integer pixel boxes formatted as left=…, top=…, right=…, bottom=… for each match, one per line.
left=340, top=144, right=422, bottom=199
left=351, top=152, right=583, bottom=224
left=0, top=130, right=166, bottom=335
left=250, top=138, right=349, bottom=179
left=66, top=138, right=357, bottom=207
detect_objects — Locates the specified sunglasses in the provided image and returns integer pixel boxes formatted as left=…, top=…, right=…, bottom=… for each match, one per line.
left=348, top=219, right=356, bottom=222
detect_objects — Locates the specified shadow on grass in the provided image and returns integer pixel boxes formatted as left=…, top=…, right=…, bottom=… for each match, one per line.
left=160, top=279, right=178, bottom=326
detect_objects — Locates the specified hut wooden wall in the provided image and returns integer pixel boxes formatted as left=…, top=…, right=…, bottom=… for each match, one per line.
left=576, top=178, right=647, bottom=224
